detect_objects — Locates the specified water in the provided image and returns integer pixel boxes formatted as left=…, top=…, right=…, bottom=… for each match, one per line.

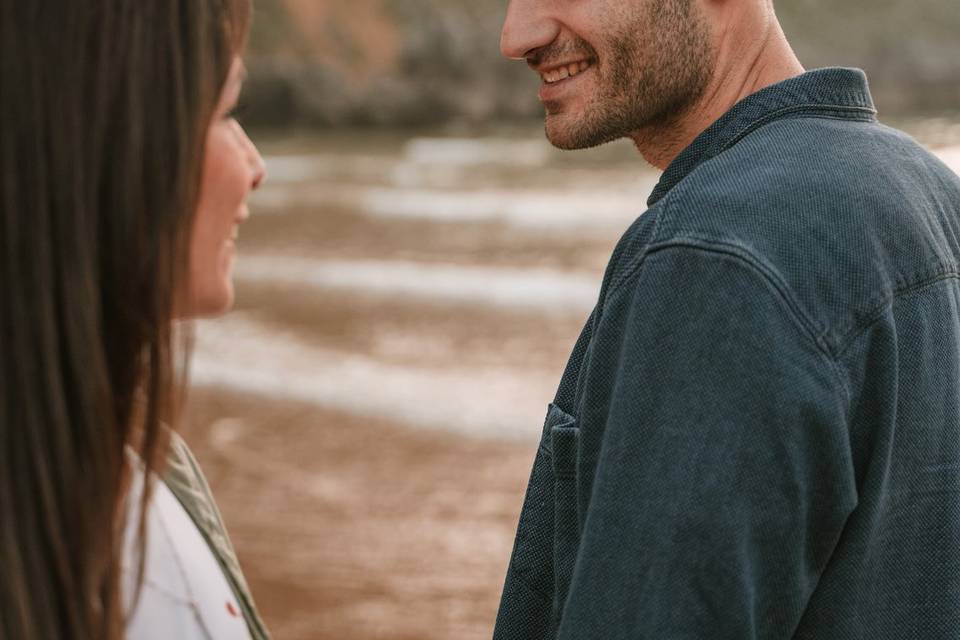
left=193, top=126, right=960, bottom=439
left=233, top=256, right=601, bottom=311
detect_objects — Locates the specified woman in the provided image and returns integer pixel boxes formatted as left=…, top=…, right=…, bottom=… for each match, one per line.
left=1, top=1, right=268, bottom=638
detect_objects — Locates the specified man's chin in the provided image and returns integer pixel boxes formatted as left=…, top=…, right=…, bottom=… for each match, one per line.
left=545, top=113, right=582, bottom=150
left=544, top=112, right=620, bottom=151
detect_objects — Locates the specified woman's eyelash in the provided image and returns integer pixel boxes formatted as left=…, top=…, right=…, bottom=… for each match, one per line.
left=227, top=100, right=248, bottom=120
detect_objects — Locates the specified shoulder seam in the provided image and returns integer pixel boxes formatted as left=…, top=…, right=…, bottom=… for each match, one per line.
left=836, top=271, right=960, bottom=358
left=606, top=238, right=852, bottom=400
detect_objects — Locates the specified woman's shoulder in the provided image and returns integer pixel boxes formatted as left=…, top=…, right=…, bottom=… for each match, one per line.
left=161, top=432, right=271, bottom=638
left=123, top=454, right=253, bottom=639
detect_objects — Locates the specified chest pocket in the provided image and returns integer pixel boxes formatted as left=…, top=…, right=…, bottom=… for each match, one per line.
left=510, top=404, right=581, bottom=625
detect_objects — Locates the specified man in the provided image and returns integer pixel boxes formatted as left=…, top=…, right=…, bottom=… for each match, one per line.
left=494, top=0, right=960, bottom=638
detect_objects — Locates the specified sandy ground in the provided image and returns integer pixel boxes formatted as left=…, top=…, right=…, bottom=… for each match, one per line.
left=182, top=389, right=534, bottom=640
left=174, top=134, right=613, bottom=638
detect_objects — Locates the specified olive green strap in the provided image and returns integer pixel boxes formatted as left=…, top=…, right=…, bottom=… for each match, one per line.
left=162, top=432, right=271, bottom=640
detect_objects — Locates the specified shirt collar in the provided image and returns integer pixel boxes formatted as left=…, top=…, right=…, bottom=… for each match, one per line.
left=647, top=67, right=877, bottom=207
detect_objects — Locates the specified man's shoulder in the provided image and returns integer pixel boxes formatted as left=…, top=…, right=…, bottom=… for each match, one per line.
left=641, top=116, right=960, bottom=353
left=663, top=115, right=956, bottom=235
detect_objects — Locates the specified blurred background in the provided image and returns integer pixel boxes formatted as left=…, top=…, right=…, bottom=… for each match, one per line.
left=181, top=1, right=960, bottom=638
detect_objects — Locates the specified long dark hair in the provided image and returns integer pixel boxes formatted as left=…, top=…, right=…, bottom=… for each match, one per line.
left=0, top=1, right=250, bottom=637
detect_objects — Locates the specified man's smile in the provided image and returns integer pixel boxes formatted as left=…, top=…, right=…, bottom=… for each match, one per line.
left=537, top=59, right=595, bottom=105
left=538, top=59, right=594, bottom=84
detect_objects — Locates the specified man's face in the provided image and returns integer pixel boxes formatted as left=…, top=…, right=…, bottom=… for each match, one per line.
left=501, top=0, right=715, bottom=150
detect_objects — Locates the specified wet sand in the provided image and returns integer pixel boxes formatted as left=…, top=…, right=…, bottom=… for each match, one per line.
left=183, top=389, right=534, bottom=639
left=178, top=133, right=597, bottom=637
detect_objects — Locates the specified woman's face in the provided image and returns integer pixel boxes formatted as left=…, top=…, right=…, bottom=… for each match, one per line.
left=181, top=57, right=265, bottom=318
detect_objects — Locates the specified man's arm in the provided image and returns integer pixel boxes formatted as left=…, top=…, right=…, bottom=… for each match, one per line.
left=559, top=245, right=857, bottom=639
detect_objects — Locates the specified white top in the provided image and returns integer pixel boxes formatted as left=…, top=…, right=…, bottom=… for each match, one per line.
left=122, top=462, right=251, bottom=639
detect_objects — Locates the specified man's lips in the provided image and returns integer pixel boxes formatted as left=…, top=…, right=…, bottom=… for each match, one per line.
left=536, top=60, right=595, bottom=104
left=533, top=59, right=595, bottom=84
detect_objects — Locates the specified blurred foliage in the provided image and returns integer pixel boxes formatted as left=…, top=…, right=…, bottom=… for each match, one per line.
left=240, top=0, right=960, bottom=130
left=778, top=0, right=960, bottom=113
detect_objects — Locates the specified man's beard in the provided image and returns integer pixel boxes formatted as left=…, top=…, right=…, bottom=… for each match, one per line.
left=543, top=0, right=715, bottom=151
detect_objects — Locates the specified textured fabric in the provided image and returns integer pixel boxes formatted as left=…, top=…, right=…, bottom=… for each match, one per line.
left=163, top=432, right=271, bottom=639
left=123, top=464, right=252, bottom=639
left=493, top=68, right=960, bottom=639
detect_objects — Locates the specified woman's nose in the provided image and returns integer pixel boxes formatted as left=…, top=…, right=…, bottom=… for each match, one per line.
left=243, top=128, right=266, bottom=190
left=250, top=150, right=266, bottom=190
left=230, top=119, right=266, bottom=190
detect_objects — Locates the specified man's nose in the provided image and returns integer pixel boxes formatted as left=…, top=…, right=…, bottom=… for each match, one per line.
left=500, top=0, right=560, bottom=60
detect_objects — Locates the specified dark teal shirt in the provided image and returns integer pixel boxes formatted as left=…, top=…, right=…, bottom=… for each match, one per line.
left=494, top=69, right=960, bottom=639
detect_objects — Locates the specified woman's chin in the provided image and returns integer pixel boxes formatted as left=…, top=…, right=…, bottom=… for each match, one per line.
left=199, top=285, right=235, bottom=317
left=175, top=281, right=235, bottom=319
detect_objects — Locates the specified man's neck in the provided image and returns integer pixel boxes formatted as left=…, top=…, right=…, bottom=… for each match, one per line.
left=631, top=11, right=805, bottom=171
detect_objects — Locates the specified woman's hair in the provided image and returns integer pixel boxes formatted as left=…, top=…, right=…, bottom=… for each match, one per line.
left=0, top=0, right=250, bottom=637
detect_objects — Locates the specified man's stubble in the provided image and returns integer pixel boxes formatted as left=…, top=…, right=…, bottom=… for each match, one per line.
left=545, top=0, right=715, bottom=151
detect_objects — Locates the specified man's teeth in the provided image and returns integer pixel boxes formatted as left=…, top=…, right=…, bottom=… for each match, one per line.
left=542, top=61, right=591, bottom=84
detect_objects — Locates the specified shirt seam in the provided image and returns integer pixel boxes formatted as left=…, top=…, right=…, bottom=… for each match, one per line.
left=606, top=238, right=852, bottom=400
left=717, top=104, right=876, bottom=157
left=649, top=104, right=877, bottom=206
left=134, top=581, right=197, bottom=609
left=606, top=204, right=667, bottom=298
left=836, top=272, right=960, bottom=358
left=509, top=564, right=554, bottom=606
left=643, top=146, right=858, bottom=390
left=623, top=105, right=876, bottom=292
left=511, top=444, right=557, bottom=605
